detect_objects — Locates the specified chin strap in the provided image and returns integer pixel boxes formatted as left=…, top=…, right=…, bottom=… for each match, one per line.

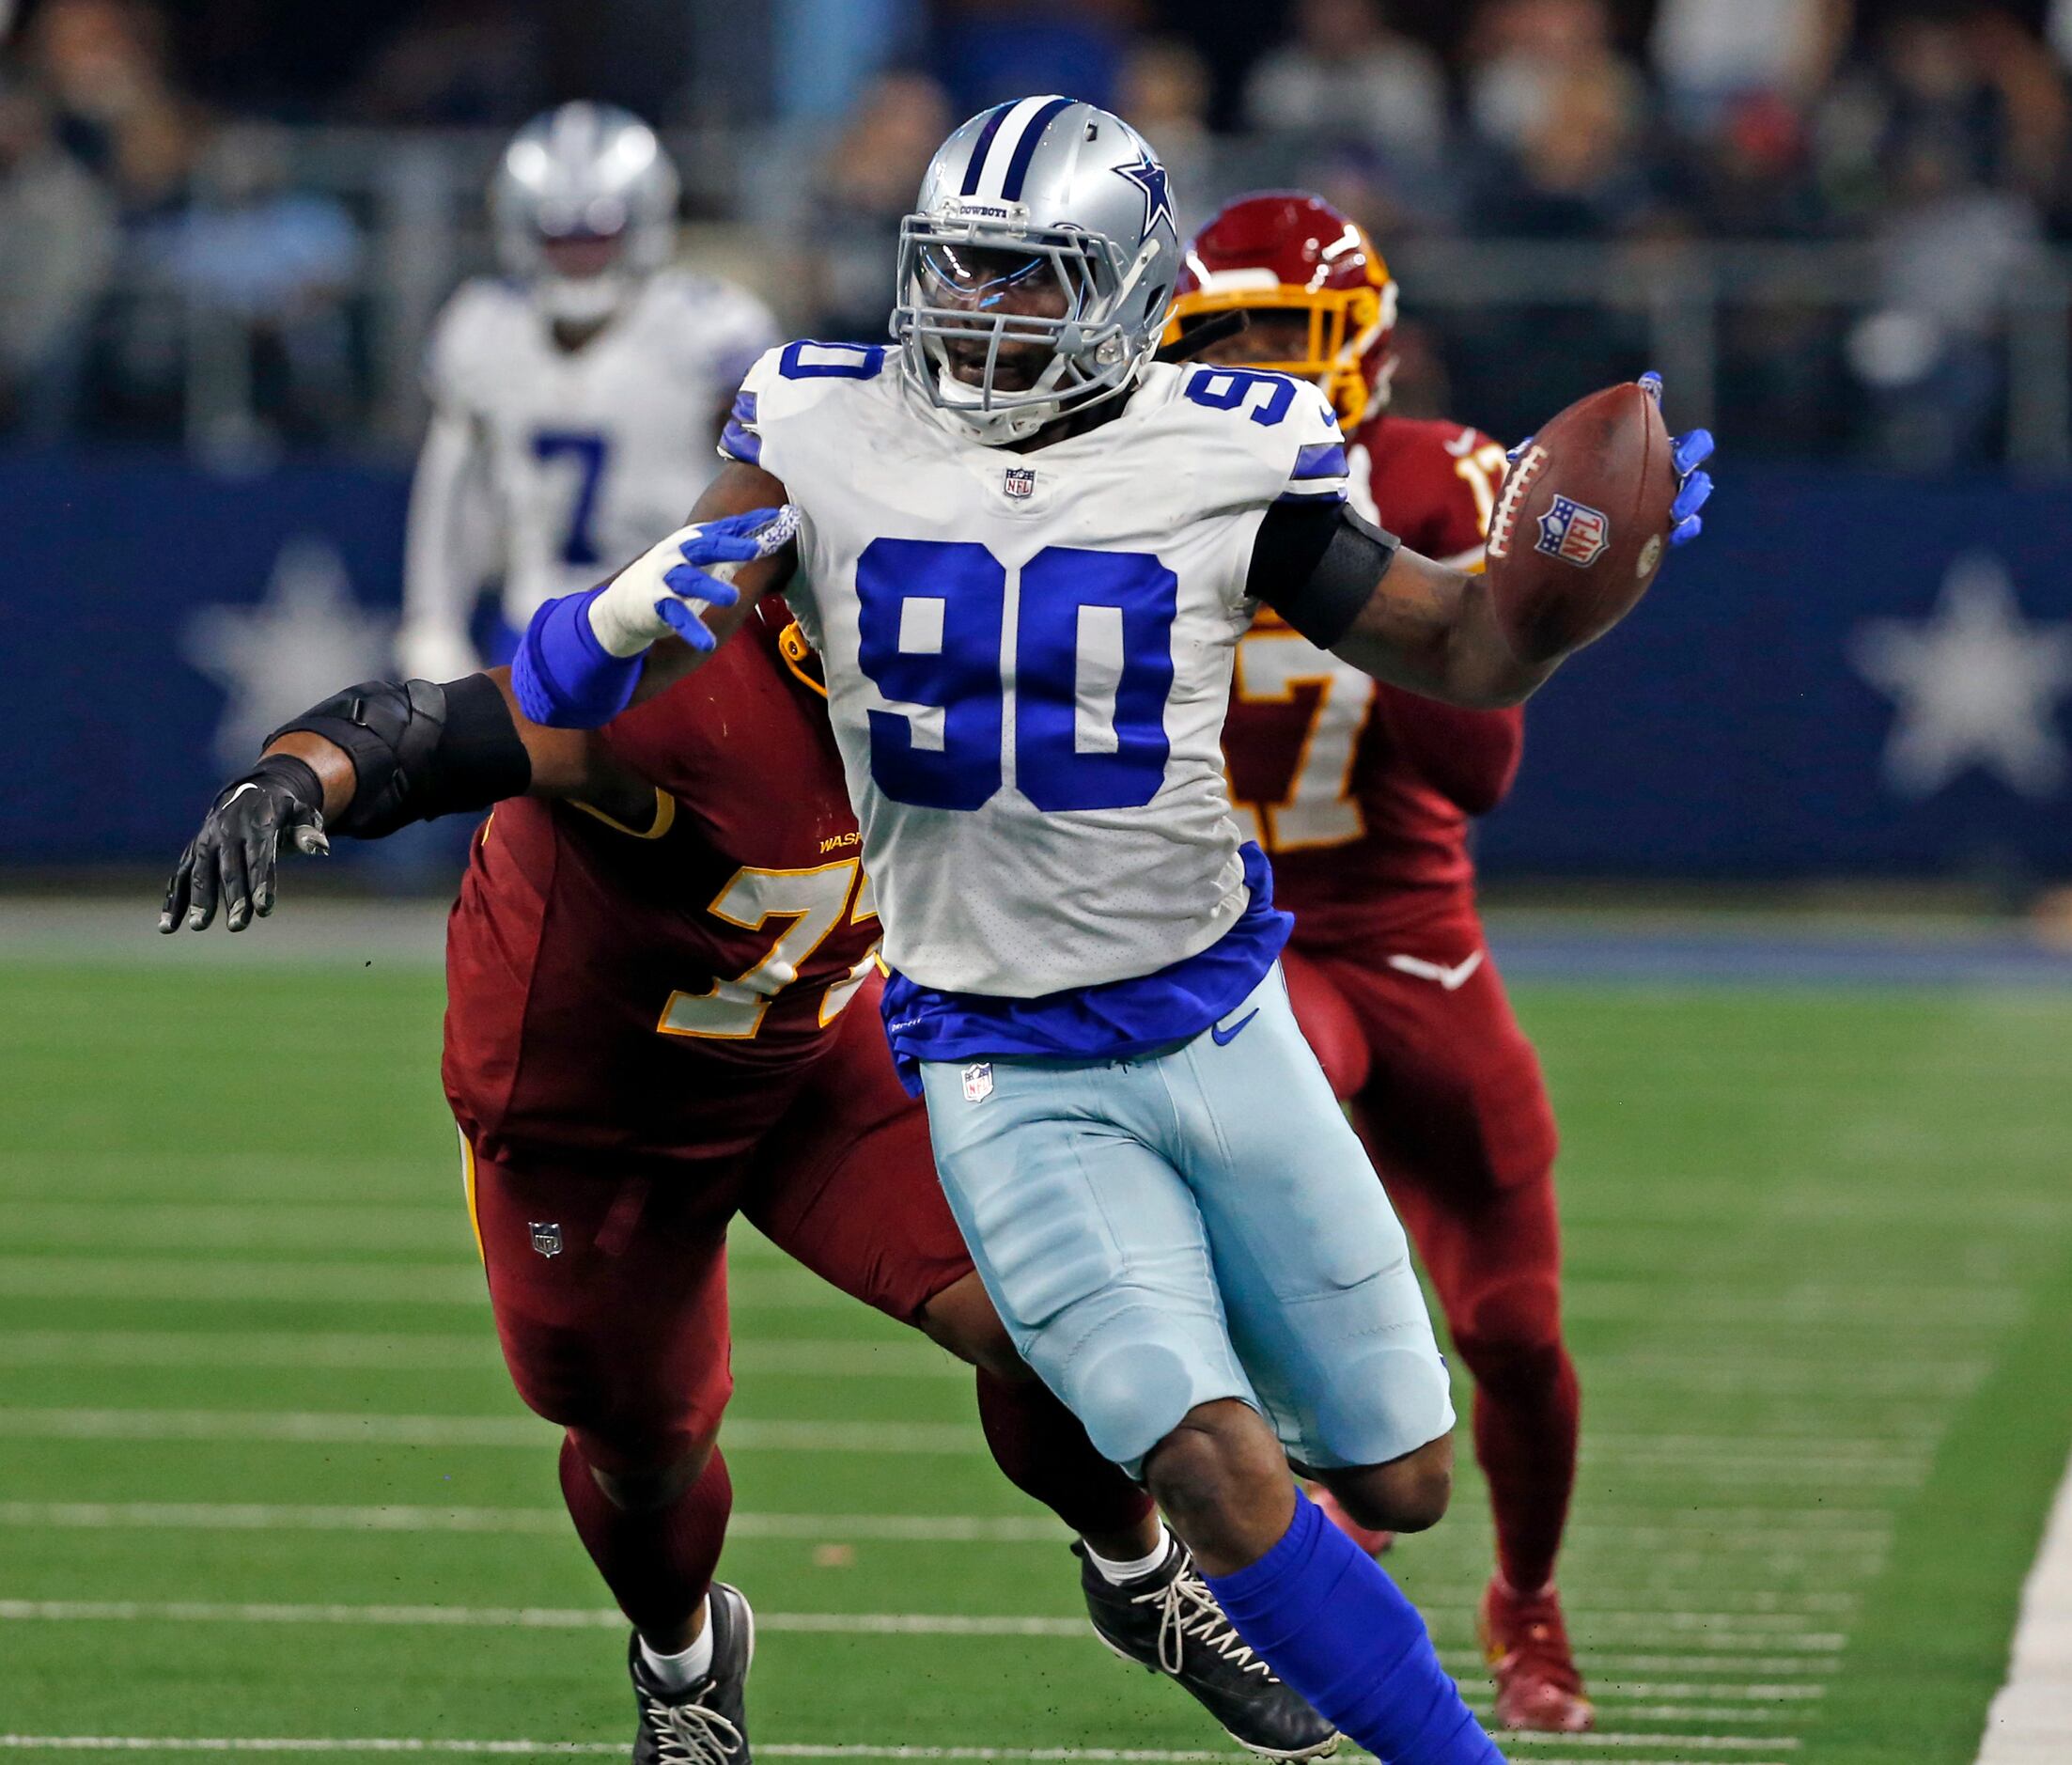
left=776, top=621, right=827, bottom=699
left=1155, top=310, right=1250, bottom=366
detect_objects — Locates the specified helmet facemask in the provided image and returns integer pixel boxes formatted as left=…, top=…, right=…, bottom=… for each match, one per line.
left=893, top=210, right=1164, bottom=445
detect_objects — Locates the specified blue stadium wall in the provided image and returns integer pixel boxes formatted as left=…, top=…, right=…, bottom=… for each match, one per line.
left=2, top=454, right=2068, bottom=880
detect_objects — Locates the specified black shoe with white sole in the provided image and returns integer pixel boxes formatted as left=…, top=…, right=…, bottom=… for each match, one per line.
left=630, top=1581, right=755, bottom=1765
left=1076, top=1540, right=1339, bottom=1760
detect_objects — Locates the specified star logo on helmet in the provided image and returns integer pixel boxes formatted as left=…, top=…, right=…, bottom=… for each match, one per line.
left=1114, top=155, right=1175, bottom=240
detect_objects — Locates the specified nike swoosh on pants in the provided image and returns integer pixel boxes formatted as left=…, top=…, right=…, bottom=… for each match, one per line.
left=1383, top=949, right=1486, bottom=992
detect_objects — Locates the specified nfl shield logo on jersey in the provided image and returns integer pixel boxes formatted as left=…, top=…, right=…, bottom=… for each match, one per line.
left=1003, top=466, right=1036, bottom=500
left=529, top=1221, right=563, bottom=1258
left=962, top=1063, right=994, bottom=1102
left=1535, top=495, right=1611, bottom=569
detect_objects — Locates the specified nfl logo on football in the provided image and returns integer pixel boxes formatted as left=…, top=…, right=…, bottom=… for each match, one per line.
left=1535, top=494, right=1611, bottom=569
left=1003, top=466, right=1036, bottom=500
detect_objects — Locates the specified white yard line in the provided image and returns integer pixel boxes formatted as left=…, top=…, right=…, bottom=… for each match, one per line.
left=0, top=1258, right=855, bottom=1310
left=1975, top=1446, right=2072, bottom=1763
left=0, top=1502, right=1069, bottom=1543
left=0, top=1590, right=1847, bottom=1648
left=0, top=1743, right=1799, bottom=1762
left=0, top=1600, right=1084, bottom=1636
left=0, top=1330, right=967, bottom=1379
left=0, top=1407, right=1932, bottom=1478
left=0, top=1408, right=986, bottom=1454
left=0, top=1497, right=1860, bottom=1624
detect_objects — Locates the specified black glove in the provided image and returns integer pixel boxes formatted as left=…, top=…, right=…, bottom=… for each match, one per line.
left=160, top=754, right=330, bottom=934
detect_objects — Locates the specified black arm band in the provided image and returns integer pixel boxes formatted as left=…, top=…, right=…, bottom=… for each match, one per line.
left=243, top=752, right=325, bottom=813
left=267, top=673, right=532, bottom=839
left=1246, top=499, right=1401, bottom=650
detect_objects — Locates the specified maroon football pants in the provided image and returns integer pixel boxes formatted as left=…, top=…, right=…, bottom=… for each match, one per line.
left=461, top=988, right=1150, bottom=1636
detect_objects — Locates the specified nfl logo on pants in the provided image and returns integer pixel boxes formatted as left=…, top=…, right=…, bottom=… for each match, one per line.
left=962, top=1063, right=994, bottom=1102
left=529, top=1221, right=563, bottom=1257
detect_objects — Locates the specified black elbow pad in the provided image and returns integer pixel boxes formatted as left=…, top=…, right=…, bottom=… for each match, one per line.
left=1247, top=500, right=1401, bottom=649
left=268, top=673, right=530, bottom=838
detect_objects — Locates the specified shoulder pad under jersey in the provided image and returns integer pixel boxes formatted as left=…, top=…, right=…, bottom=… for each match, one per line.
left=421, top=277, right=528, bottom=410
left=719, top=338, right=893, bottom=476
left=1162, top=362, right=1350, bottom=515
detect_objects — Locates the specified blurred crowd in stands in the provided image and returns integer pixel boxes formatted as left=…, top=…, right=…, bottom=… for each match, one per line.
left=7, top=0, right=2072, bottom=465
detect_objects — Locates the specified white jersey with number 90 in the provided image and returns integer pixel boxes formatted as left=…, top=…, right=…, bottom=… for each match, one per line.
left=723, top=341, right=1354, bottom=1000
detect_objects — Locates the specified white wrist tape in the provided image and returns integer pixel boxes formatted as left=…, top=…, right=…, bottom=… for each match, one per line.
left=588, top=506, right=803, bottom=659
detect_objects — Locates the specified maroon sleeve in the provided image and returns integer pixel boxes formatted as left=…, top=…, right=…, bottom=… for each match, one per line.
left=1373, top=688, right=1524, bottom=817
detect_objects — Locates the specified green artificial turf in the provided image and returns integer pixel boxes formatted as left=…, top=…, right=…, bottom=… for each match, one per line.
left=2, top=961, right=2069, bottom=1762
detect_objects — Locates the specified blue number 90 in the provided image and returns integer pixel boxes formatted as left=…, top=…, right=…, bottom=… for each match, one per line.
left=853, top=540, right=1177, bottom=814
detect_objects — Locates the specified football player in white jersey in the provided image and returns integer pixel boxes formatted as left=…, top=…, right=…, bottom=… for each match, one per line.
left=396, top=102, right=779, bottom=682
left=506, top=97, right=1714, bottom=1763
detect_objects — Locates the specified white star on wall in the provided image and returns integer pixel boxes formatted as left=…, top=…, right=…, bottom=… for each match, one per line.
left=1848, top=551, right=2072, bottom=800
left=182, top=538, right=395, bottom=771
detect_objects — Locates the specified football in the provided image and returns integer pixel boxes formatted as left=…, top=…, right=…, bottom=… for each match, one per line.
left=1484, top=380, right=1679, bottom=665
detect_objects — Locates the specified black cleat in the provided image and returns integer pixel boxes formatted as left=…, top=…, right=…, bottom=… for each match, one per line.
left=629, top=1581, right=755, bottom=1764
left=1076, top=1540, right=1339, bottom=1760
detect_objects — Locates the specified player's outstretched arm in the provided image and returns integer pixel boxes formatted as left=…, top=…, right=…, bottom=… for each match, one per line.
left=1323, top=379, right=1715, bottom=707
left=159, top=668, right=640, bottom=934
left=1330, top=548, right=1553, bottom=709
left=510, top=460, right=800, bottom=728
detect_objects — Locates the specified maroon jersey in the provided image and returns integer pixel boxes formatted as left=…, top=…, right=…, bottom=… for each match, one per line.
left=444, top=610, right=879, bottom=1172
left=1224, top=414, right=1525, bottom=921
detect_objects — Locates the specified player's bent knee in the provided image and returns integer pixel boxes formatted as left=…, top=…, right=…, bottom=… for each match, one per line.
left=1321, top=1433, right=1454, bottom=1535
left=915, top=1272, right=1031, bottom=1383
left=1450, top=1271, right=1566, bottom=1364
left=1067, top=1332, right=1222, bottom=1471
left=1143, top=1400, right=1289, bottom=1540
left=579, top=1434, right=716, bottom=1513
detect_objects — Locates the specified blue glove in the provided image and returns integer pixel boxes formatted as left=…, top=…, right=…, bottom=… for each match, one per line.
left=1639, top=370, right=1714, bottom=547
left=589, top=507, right=803, bottom=657
left=1506, top=374, right=1715, bottom=549
left=512, top=506, right=802, bottom=728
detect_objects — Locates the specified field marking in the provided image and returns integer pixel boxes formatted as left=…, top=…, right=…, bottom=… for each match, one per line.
left=1494, top=1740, right=1797, bottom=1753
left=0, top=1600, right=1084, bottom=1636
left=0, top=1744, right=1799, bottom=1762
left=1515, top=1657, right=1831, bottom=1677
left=0, top=1503, right=1070, bottom=1543
left=0, top=1407, right=1933, bottom=1479
left=0, top=1493, right=1859, bottom=1626
left=0, top=1257, right=854, bottom=1310
left=1975, top=1446, right=2072, bottom=1762
left=0, top=1590, right=1843, bottom=1677
left=7, top=1202, right=468, bottom=1254
left=0, top=1330, right=966, bottom=1379
left=0, top=1590, right=1847, bottom=1648
left=1585, top=1684, right=1825, bottom=1701
left=0, top=1408, right=985, bottom=1455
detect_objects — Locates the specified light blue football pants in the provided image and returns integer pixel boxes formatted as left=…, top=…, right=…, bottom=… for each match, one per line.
left=918, top=961, right=1455, bottom=1478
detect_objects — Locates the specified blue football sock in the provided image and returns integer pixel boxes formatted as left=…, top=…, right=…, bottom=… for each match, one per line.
left=1204, top=1491, right=1504, bottom=1763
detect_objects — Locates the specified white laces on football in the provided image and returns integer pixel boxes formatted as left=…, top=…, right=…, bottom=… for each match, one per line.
left=1134, top=1560, right=1272, bottom=1679
left=641, top=1687, right=744, bottom=1765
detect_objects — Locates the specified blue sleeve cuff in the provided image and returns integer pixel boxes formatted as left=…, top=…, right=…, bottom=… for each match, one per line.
left=510, top=586, right=645, bottom=729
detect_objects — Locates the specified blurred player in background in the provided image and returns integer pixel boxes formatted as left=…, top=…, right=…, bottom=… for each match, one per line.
left=160, top=606, right=1338, bottom=1763
left=1167, top=193, right=1589, bottom=1734
left=396, top=102, right=779, bottom=681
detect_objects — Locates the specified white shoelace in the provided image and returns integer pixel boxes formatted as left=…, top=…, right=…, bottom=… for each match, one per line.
left=1133, top=1560, right=1272, bottom=1679
left=639, top=1685, right=745, bottom=1765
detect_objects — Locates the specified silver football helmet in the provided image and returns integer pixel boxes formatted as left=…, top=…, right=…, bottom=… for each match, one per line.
left=492, top=102, right=680, bottom=326
left=892, top=97, right=1181, bottom=445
